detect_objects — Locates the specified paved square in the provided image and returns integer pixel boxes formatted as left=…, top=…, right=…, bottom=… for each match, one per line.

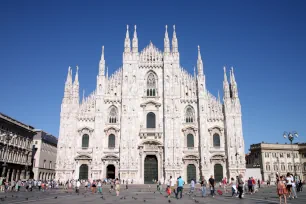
left=0, top=185, right=305, bottom=204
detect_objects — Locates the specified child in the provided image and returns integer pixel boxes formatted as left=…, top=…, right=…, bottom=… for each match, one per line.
left=166, top=185, right=171, bottom=198
left=230, top=177, right=237, bottom=197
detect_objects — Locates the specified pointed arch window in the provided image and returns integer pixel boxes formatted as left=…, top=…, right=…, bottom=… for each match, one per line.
left=185, top=106, right=195, bottom=123
left=146, top=112, right=156, bottom=128
left=147, top=73, right=157, bottom=97
left=109, top=106, right=118, bottom=123
left=108, top=134, right=115, bottom=148
left=82, top=134, right=89, bottom=149
left=187, top=134, right=194, bottom=148
left=213, top=133, right=220, bottom=147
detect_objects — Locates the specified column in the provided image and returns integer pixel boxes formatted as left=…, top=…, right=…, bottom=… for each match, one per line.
left=11, top=169, right=16, bottom=181
left=26, top=170, right=30, bottom=180
left=1, top=166, right=6, bottom=177
left=6, top=169, right=11, bottom=182
left=16, top=169, right=20, bottom=180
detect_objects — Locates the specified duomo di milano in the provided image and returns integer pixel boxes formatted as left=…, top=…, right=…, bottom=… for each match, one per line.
left=55, top=25, right=246, bottom=184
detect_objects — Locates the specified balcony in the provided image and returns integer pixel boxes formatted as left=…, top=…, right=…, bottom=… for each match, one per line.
left=139, top=128, right=162, bottom=139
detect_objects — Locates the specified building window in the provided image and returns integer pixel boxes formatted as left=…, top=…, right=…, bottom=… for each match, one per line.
left=108, top=134, right=115, bottom=148
left=281, top=164, right=285, bottom=171
left=108, top=106, right=118, bottom=123
left=82, top=134, right=89, bottom=149
left=287, top=153, right=290, bottom=158
left=187, top=134, right=194, bottom=148
left=280, top=153, right=283, bottom=158
left=266, top=164, right=270, bottom=171
left=272, top=153, right=276, bottom=158
left=185, top=106, right=195, bottom=123
left=273, top=164, right=278, bottom=171
left=43, top=160, right=46, bottom=168
left=146, top=112, right=156, bottom=128
left=49, top=161, right=52, bottom=169
left=265, top=152, right=269, bottom=158
left=213, top=133, right=220, bottom=147
left=146, top=72, right=157, bottom=96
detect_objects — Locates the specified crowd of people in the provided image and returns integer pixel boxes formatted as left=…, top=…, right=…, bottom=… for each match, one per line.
left=0, top=178, right=59, bottom=192
left=0, top=173, right=304, bottom=203
left=276, top=172, right=304, bottom=204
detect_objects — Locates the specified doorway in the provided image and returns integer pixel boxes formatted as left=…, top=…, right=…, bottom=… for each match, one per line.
left=144, top=155, right=158, bottom=184
left=214, top=164, right=223, bottom=182
left=79, top=164, right=88, bottom=180
left=187, top=164, right=196, bottom=184
left=107, top=165, right=115, bottom=179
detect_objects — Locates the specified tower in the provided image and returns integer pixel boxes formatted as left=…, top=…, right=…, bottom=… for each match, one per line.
left=223, top=67, right=245, bottom=178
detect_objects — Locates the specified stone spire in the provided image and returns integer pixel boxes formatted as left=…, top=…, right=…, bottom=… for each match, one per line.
left=164, top=25, right=170, bottom=53
left=64, top=66, right=72, bottom=99
left=172, top=25, right=178, bottom=53
left=124, top=25, right=131, bottom=53
left=230, top=67, right=238, bottom=98
left=197, top=45, right=204, bottom=76
left=132, top=25, right=138, bottom=53
left=99, top=46, right=105, bottom=75
left=73, top=65, right=79, bottom=104
left=223, top=66, right=230, bottom=100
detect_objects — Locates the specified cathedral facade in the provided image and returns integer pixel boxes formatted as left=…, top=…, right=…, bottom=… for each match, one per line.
left=55, top=25, right=246, bottom=184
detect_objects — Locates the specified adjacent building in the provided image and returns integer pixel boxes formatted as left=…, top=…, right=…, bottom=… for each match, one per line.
left=56, top=25, right=246, bottom=184
left=246, top=142, right=306, bottom=181
left=0, top=112, right=35, bottom=181
left=32, top=130, right=58, bottom=181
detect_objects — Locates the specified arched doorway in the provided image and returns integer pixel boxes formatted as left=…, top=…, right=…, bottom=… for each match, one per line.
left=79, top=164, right=88, bottom=180
left=187, top=164, right=196, bottom=184
left=107, top=165, right=115, bottom=179
left=144, top=155, right=158, bottom=184
left=214, top=164, right=223, bottom=182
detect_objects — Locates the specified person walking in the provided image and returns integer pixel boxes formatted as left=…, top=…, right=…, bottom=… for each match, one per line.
left=169, top=176, right=175, bottom=196
left=277, top=176, right=287, bottom=204
left=97, top=180, right=102, bottom=194
left=175, top=176, right=184, bottom=199
left=115, top=178, right=120, bottom=196
left=285, top=173, right=293, bottom=199
left=200, top=177, right=207, bottom=197
left=208, top=175, right=215, bottom=197
left=189, top=179, right=195, bottom=195
left=76, top=179, right=80, bottom=193
left=291, top=179, right=297, bottom=199
left=230, top=177, right=237, bottom=197
left=91, top=180, right=97, bottom=194
left=237, top=174, right=244, bottom=199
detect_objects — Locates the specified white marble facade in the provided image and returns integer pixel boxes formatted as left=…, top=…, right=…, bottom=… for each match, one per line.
left=55, top=25, right=246, bottom=184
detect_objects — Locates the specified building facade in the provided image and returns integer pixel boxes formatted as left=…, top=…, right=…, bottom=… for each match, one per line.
left=246, top=143, right=306, bottom=182
left=0, top=112, right=35, bottom=181
left=32, top=130, right=58, bottom=181
left=56, top=25, right=246, bottom=184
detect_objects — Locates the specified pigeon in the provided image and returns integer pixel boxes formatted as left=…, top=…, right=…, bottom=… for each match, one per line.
left=144, top=200, right=146, bottom=202
left=168, top=200, right=171, bottom=203
left=101, top=196, right=105, bottom=200
left=124, top=196, right=126, bottom=199
left=25, top=198, right=28, bottom=200
left=195, top=200, right=199, bottom=203
left=54, top=197, right=57, bottom=199
left=12, top=195, right=14, bottom=197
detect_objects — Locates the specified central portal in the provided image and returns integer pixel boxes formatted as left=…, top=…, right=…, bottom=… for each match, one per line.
left=107, top=165, right=115, bottom=179
left=144, top=155, right=158, bottom=184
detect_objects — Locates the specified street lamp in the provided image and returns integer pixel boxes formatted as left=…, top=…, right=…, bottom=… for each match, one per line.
left=283, top=131, right=298, bottom=178
left=1, top=131, right=14, bottom=177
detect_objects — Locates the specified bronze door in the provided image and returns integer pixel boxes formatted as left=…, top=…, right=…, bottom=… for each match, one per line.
left=144, top=155, right=158, bottom=184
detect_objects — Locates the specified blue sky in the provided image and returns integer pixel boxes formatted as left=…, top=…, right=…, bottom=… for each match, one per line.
left=0, top=0, right=305, bottom=152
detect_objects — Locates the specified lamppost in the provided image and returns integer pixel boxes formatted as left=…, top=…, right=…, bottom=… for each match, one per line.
left=283, top=131, right=298, bottom=178
left=1, top=131, right=14, bottom=177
